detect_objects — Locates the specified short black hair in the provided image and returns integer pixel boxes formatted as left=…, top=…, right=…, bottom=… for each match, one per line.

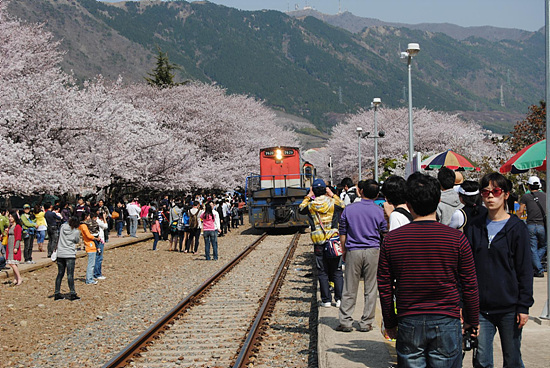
left=480, top=172, right=509, bottom=192
left=437, top=167, right=456, bottom=190
left=406, top=173, right=441, bottom=216
left=313, top=186, right=326, bottom=197
left=340, top=177, right=354, bottom=189
left=382, top=175, right=407, bottom=205
left=358, top=179, right=379, bottom=199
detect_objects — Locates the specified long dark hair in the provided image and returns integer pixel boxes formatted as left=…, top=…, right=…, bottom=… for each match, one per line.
left=204, top=201, right=214, bottom=220
left=9, top=210, right=21, bottom=226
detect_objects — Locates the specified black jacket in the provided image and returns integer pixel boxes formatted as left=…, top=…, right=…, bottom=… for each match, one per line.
left=464, top=214, right=533, bottom=315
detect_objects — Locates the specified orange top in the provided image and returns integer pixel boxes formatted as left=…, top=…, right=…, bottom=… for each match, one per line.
left=78, top=223, right=97, bottom=253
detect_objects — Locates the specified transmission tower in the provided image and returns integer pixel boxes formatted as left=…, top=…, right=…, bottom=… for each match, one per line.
left=500, top=84, right=505, bottom=107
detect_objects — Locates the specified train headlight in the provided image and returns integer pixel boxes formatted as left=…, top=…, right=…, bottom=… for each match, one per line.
left=275, top=149, right=283, bottom=161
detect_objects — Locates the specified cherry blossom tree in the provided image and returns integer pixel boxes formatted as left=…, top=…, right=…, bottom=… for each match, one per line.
left=313, top=108, right=508, bottom=183
left=1, top=1, right=300, bottom=196
left=122, top=82, right=299, bottom=190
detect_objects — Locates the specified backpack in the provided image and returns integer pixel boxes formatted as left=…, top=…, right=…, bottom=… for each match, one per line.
left=393, top=207, right=413, bottom=223
left=189, top=210, right=199, bottom=229
left=346, top=189, right=357, bottom=204
left=231, top=206, right=239, bottom=219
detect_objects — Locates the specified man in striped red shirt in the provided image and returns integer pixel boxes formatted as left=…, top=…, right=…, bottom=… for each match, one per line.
left=378, top=173, right=479, bottom=367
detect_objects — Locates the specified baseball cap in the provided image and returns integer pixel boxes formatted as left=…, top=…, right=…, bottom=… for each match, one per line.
left=23, top=204, right=31, bottom=209
left=312, top=179, right=326, bottom=189
left=528, top=176, right=541, bottom=186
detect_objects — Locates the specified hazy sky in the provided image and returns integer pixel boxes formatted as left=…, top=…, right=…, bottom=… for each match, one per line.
left=207, top=0, right=544, bottom=31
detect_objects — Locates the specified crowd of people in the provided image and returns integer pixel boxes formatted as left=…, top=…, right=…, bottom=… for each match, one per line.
left=0, top=193, right=247, bottom=299
left=300, top=169, right=543, bottom=367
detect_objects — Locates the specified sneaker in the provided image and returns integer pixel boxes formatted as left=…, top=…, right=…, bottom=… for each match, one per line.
left=335, top=300, right=341, bottom=308
left=54, top=294, right=64, bottom=301
left=335, top=325, right=353, bottom=332
left=68, top=294, right=81, bottom=301
left=320, top=302, right=331, bottom=308
left=534, top=271, right=545, bottom=278
left=86, top=280, right=98, bottom=285
left=359, top=325, right=374, bottom=332
left=96, top=276, right=106, bottom=280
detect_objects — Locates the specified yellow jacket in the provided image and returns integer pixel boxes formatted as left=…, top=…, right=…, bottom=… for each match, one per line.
left=299, top=194, right=344, bottom=245
left=35, top=211, right=46, bottom=228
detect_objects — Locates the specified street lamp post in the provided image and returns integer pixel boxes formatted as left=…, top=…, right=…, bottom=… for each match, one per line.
left=372, top=97, right=381, bottom=182
left=357, top=127, right=363, bottom=181
left=401, top=43, right=420, bottom=166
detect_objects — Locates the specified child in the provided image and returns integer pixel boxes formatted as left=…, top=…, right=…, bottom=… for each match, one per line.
left=150, top=209, right=161, bottom=251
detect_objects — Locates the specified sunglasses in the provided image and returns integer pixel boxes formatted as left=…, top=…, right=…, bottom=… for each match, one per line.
left=480, top=187, right=504, bottom=198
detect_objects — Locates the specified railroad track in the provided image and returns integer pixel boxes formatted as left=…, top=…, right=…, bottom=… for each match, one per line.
left=102, top=232, right=300, bottom=368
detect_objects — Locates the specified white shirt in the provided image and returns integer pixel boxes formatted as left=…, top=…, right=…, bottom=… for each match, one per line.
left=126, top=202, right=141, bottom=217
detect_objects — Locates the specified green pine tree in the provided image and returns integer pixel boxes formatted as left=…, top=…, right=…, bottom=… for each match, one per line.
left=145, top=48, right=182, bottom=88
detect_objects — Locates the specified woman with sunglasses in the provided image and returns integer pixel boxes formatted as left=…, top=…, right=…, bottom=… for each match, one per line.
left=464, top=172, right=533, bottom=368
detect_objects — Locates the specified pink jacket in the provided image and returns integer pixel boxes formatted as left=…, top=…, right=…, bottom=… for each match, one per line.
left=151, top=220, right=160, bottom=233
left=140, top=205, right=150, bottom=218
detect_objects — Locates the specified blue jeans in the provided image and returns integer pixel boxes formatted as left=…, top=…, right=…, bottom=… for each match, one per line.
left=129, top=215, right=138, bottom=237
left=474, top=312, right=524, bottom=368
left=396, top=315, right=462, bottom=368
left=36, top=230, right=46, bottom=244
left=203, top=231, right=218, bottom=260
left=141, top=217, right=149, bottom=232
left=152, top=232, right=159, bottom=250
left=94, top=241, right=104, bottom=278
left=86, top=252, right=97, bottom=284
left=116, top=221, right=124, bottom=236
left=527, top=223, right=547, bottom=273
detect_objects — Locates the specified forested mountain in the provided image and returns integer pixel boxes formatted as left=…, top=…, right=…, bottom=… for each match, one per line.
left=288, top=9, right=535, bottom=42
left=6, top=0, right=544, bottom=132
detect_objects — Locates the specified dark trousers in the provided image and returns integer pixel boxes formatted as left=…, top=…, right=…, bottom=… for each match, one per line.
left=186, top=228, right=201, bottom=253
left=231, top=218, right=239, bottom=228
left=23, top=234, right=35, bottom=262
left=47, top=228, right=58, bottom=257
left=161, top=222, right=170, bottom=240
left=55, top=258, right=76, bottom=295
left=315, top=245, right=343, bottom=303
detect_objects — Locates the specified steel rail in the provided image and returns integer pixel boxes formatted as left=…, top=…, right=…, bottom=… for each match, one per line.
left=233, top=232, right=301, bottom=368
left=102, top=232, right=268, bottom=368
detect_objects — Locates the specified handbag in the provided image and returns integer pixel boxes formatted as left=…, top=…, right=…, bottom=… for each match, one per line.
left=2, top=234, right=7, bottom=246
left=315, top=212, right=343, bottom=258
left=51, top=250, right=57, bottom=262
left=325, top=234, right=343, bottom=258
left=111, top=210, right=120, bottom=220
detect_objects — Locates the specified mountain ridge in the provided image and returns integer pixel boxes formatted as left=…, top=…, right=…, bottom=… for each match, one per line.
left=6, top=0, right=543, bottom=133
left=287, top=9, right=535, bottom=42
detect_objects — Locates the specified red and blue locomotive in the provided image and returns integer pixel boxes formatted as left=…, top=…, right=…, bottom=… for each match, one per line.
left=246, top=146, right=315, bottom=229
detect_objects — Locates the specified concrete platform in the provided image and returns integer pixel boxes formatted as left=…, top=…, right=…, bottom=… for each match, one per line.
left=318, top=276, right=550, bottom=368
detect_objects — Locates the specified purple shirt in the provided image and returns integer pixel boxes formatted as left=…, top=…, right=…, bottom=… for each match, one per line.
left=339, top=199, right=387, bottom=250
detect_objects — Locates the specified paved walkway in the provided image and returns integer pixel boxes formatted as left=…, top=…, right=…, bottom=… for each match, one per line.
left=1, top=229, right=153, bottom=281
left=318, top=275, right=550, bottom=368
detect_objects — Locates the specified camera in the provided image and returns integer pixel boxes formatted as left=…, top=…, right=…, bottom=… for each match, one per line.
left=462, top=327, right=478, bottom=359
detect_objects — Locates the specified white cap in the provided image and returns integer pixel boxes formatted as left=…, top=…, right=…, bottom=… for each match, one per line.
left=528, top=176, right=541, bottom=186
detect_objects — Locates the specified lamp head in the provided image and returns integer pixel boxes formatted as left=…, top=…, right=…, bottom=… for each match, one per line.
left=378, top=130, right=385, bottom=138
left=356, top=127, right=363, bottom=133
left=372, top=97, right=381, bottom=106
left=407, top=43, right=420, bottom=56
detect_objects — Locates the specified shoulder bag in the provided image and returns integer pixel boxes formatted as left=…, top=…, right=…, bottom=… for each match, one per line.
left=315, top=212, right=343, bottom=258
